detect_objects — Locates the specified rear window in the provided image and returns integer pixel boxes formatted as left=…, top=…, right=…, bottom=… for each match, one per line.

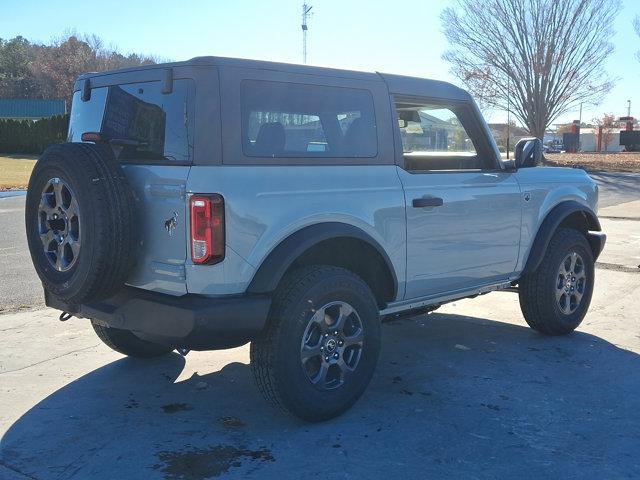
left=68, top=79, right=195, bottom=163
left=241, top=80, right=377, bottom=158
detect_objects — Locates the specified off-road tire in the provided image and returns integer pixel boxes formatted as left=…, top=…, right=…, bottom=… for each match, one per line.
left=519, top=228, right=595, bottom=335
left=91, top=321, right=172, bottom=358
left=25, top=143, right=138, bottom=304
left=250, top=266, right=381, bottom=422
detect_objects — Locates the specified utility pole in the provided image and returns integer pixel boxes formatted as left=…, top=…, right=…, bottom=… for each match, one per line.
left=579, top=102, right=583, bottom=125
left=301, top=3, right=313, bottom=64
left=506, top=75, right=510, bottom=159
left=628, top=99, right=631, bottom=117
left=578, top=102, right=583, bottom=152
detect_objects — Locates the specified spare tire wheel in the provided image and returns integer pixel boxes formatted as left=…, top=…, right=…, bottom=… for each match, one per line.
left=25, top=143, right=139, bottom=304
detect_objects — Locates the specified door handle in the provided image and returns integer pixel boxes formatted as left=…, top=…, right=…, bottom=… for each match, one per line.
left=412, top=197, right=444, bottom=208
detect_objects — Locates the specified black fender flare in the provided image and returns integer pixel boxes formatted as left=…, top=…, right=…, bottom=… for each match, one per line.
left=522, top=200, right=602, bottom=275
left=247, top=222, right=398, bottom=299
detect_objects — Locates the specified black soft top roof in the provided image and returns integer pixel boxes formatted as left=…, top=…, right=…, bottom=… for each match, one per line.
left=76, top=56, right=472, bottom=102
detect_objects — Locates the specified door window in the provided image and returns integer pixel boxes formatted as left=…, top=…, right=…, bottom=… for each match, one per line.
left=395, top=100, right=488, bottom=171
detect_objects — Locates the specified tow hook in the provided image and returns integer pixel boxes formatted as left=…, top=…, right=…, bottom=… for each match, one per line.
left=59, top=311, right=73, bottom=322
left=177, top=348, right=190, bottom=356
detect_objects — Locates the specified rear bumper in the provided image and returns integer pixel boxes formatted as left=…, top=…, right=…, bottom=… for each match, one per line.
left=45, top=287, right=271, bottom=350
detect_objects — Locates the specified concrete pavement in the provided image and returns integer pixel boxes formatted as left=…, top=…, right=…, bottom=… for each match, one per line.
left=596, top=200, right=640, bottom=272
left=1, top=171, right=639, bottom=479
left=599, top=199, right=640, bottom=220
left=1, top=266, right=638, bottom=479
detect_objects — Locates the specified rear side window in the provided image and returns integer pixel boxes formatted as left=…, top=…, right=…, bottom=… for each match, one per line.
left=68, top=79, right=195, bottom=163
left=241, top=80, right=377, bottom=158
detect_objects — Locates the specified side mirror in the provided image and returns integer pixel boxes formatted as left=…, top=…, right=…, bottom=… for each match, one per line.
left=515, top=137, right=543, bottom=168
left=502, top=159, right=516, bottom=171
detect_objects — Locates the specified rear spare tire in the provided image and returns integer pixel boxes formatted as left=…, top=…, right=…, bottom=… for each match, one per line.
left=25, top=143, right=138, bottom=304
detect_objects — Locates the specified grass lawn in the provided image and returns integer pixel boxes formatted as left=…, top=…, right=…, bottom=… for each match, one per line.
left=0, top=154, right=38, bottom=189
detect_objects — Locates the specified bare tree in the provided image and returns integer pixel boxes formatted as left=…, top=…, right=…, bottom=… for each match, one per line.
left=593, top=113, right=616, bottom=152
left=31, top=34, right=159, bottom=107
left=1, top=33, right=159, bottom=108
left=441, top=0, right=620, bottom=139
left=30, top=36, right=98, bottom=104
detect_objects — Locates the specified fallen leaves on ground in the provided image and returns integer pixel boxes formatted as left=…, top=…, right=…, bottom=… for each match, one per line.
left=544, top=152, right=640, bottom=173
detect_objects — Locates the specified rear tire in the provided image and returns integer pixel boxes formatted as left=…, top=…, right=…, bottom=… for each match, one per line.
left=519, top=228, right=595, bottom=335
left=91, top=320, right=172, bottom=358
left=250, top=266, right=381, bottom=422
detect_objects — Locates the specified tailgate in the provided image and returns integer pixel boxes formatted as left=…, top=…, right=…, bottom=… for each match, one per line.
left=66, top=76, right=197, bottom=296
left=123, top=165, right=190, bottom=295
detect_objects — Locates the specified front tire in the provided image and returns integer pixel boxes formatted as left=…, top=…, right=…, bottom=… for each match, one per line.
left=519, top=228, right=595, bottom=335
left=91, top=320, right=173, bottom=358
left=250, top=266, right=381, bottom=422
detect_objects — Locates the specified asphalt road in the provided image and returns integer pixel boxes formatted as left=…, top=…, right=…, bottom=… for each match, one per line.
left=1, top=172, right=639, bottom=314
left=0, top=195, right=43, bottom=313
left=588, top=172, right=640, bottom=208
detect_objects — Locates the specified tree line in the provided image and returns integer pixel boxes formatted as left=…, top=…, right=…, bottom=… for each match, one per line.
left=0, top=34, right=157, bottom=108
left=0, top=34, right=157, bottom=154
left=0, top=115, right=69, bottom=154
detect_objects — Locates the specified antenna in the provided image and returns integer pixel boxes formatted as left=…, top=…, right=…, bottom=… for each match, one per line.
left=301, top=2, right=313, bottom=64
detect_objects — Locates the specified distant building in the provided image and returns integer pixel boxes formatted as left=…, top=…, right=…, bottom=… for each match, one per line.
left=579, top=128, right=623, bottom=153
left=488, top=123, right=529, bottom=151
left=403, top=112, right=459, bottom=151
left=0, top=99, right=66, bottom=121
left=552, top=117, right=640, bottom=152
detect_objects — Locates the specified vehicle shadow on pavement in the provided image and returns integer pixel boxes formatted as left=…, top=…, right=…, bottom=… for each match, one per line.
left=2, top=312, right=639, bottom=479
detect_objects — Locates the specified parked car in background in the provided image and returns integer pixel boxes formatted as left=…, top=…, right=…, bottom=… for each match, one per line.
left=544, top=142, right=563, bottom=153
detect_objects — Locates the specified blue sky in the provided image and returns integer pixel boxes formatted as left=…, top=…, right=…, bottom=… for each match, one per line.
left=2, top=0, right=638, bottom=126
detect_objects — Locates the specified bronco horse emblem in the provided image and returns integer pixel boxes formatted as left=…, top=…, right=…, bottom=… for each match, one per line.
left=164, top=211, right=179, bottom=236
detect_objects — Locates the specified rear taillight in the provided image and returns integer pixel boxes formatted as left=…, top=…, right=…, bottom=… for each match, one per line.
left=190, top=194, right=225, bottom=264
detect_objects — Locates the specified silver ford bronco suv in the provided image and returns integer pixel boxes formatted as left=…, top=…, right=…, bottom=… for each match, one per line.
left=25, top=57, right=605, bottom=422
